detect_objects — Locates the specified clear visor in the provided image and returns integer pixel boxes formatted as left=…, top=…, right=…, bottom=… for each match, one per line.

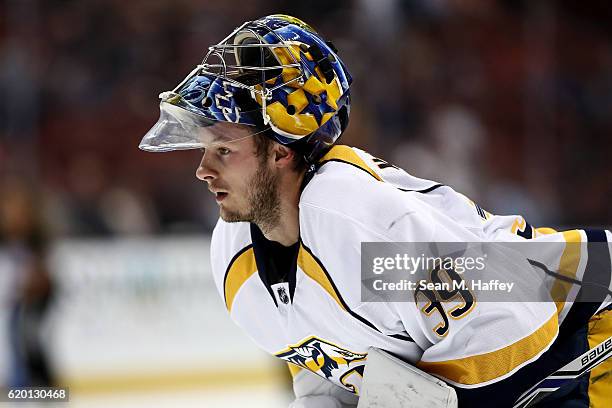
left=139, top=19, right=306, bottom=153
left=139, top=99, right=267, bottom=152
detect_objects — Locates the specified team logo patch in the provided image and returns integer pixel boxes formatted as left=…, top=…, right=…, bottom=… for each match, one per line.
left=275, top=336, right=367, bottom=393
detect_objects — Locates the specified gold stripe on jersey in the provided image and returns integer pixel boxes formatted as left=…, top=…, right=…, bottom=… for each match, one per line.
left=319, top=145, right=382, bottom=181
left=587, top=309, right=612, bottom=407
left=417, top=313, right=558, bottom=385
left=552, top=230, right=582, bottom=315
left=297, top=245, right=347, bottom=311
left=224, top=246, right=258, bottom=313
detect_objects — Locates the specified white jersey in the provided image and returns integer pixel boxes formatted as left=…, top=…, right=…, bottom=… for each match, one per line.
left=210, top=145, right=612, bottom=396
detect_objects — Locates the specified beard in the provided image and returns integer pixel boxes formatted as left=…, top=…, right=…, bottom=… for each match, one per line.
left=219, top=159, right=281, bottom=230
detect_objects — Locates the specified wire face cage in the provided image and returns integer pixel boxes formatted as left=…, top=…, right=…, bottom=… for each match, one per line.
left=200, top=19, right=306, bottom=112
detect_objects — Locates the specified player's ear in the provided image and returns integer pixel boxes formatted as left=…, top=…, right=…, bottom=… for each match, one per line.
left=272, top=144, right=295, bottom=169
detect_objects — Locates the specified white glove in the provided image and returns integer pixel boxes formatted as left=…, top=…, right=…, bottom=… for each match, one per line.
left=289, top=369, right=358, bottom=408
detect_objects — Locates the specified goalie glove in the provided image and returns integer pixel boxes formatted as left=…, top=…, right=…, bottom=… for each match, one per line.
left=358, top=348, right=458, bottom=408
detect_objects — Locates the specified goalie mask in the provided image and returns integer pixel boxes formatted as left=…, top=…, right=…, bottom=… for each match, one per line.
left=139, top=14, right=352, bottom=162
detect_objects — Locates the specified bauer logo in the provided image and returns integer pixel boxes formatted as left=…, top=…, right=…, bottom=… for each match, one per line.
left=581, top=338, right=612, bottom=366
left=275, top=336, right=367, bottom=394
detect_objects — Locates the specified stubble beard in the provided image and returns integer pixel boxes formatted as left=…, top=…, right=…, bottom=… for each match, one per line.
left=219, top=159, right=281, bottom=232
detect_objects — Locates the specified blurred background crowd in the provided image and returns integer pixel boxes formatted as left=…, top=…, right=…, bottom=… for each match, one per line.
left=0, top=0, right=611, bottom=399
left=2, top=0, right=611, bottom=239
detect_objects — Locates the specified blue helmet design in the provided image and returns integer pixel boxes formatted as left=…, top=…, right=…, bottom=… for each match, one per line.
left=139, top=14, right=352, bottom=162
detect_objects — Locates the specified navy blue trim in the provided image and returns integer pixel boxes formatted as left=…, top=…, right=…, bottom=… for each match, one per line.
left=530, top=324, right=591, bottom=408
left=527, top=258, right=588, bottom=287
left=560, top=229, right=611, bottom=339
left=453, top=322, right=590, bottom=408
left=317, top=158, right=444, bottom=195
left=398, top=183, right=444, bottom=194
left=250, top=223, right=298, bottom=308
left=389, top=333, right=413, bottom=341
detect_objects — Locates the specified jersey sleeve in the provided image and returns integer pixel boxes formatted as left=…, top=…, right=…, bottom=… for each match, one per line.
left=315, top=146, right=552, bottom=246
left=347, top=145, right=558, bottom=243
left=301, top=155, right=560, bottom=392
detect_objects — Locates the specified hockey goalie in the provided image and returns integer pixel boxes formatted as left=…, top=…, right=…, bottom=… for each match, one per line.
left=138, top=14, right=612, bottom=408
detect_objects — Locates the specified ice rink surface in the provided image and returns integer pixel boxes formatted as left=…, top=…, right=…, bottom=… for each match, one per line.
left=68, top=385, right=292, bottom=408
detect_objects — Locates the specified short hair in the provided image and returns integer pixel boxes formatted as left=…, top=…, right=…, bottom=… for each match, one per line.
left=253, top=130, right=308, bottom=172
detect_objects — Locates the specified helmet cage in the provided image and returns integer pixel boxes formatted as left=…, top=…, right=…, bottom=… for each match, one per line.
left=181, top=19, right=307, bottom=133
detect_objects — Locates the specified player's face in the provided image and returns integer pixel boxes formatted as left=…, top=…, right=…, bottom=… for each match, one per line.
left=195, top=123, right=280, bottom=225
